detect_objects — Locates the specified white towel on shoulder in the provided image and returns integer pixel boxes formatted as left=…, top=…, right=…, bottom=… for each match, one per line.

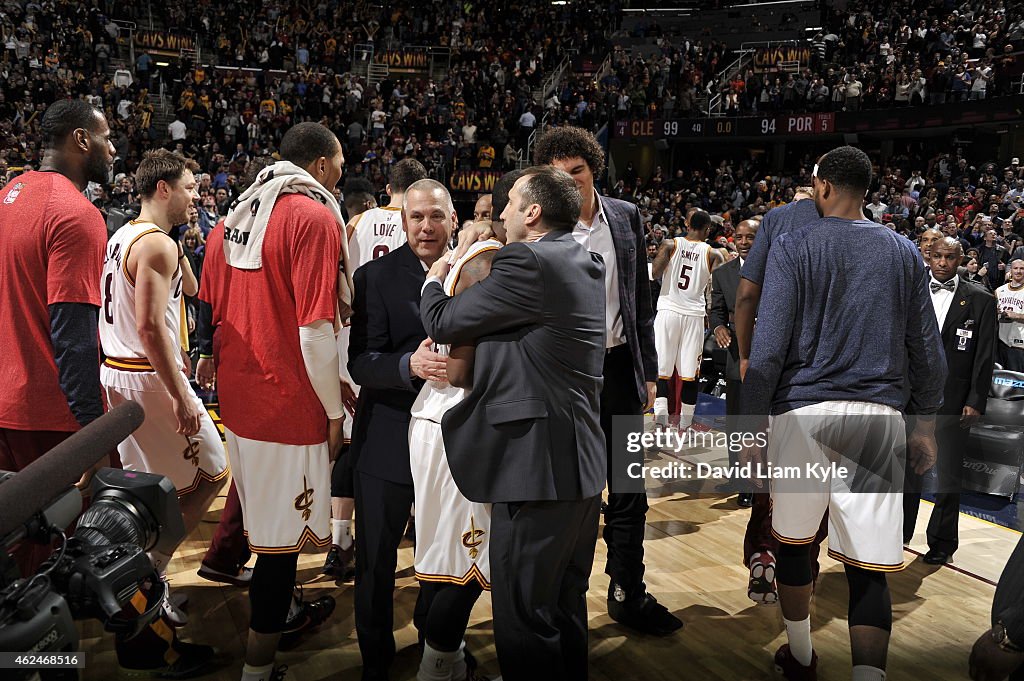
left=223, top=160, right=353, bottom=316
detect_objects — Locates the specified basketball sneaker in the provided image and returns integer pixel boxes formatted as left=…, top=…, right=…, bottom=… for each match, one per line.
left=748, top=551, right=778, bottom=605
left=774, top=644, right=817, bottom=681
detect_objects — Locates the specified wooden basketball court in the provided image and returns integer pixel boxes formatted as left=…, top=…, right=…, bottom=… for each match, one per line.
left=77, top=436, right=1020, bottom=680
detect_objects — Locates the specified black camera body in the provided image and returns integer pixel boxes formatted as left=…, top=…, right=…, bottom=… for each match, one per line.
left=0, top=468, right=185, bottom=669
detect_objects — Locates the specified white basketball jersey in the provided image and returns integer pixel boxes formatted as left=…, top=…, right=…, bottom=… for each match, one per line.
left=99, top=221, right=185, bottom=368
left=658, top=237, right=712, bottom=316
left=348, top=205, right=407, bottom=271
left=996, top=283, right=1024, bottom=349
left=410, top=239, right=503, bottom=423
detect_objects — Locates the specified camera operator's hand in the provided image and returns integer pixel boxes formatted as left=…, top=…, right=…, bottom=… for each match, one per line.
left=76, top=460, right=105, bottom=493
left=174, top=392, right=203, bottom=436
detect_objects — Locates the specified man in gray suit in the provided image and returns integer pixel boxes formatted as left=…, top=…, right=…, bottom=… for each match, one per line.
left=420, top=166, right=606, bottom=681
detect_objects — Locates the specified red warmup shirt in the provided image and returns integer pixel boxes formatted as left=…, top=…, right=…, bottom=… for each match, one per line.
left=200, top=194, right=340, bottom=446
left=0, top=171, right=106, bottom=431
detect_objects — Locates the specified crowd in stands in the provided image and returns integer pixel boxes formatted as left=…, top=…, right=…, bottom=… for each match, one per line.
left=543, top=0, right=1024, bottom=126
left=2, top=0, right=1024, bottom=289
left=626, top=147, right=1024, bottom=289
left=1, top=0, right=622, bottom=201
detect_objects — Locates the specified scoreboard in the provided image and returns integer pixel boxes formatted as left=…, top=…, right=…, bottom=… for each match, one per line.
left=616, top=113, right=836, bottom=140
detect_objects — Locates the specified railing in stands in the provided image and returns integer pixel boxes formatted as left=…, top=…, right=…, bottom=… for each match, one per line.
left=593, top=53, right=613, bottom=86
left=517, top=54, right=574, bottom=168
left=707, top=49, right=754, bottom=116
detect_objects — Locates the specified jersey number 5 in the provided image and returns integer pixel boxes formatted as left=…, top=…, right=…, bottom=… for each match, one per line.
left=677, top=264, right=693, bottom=291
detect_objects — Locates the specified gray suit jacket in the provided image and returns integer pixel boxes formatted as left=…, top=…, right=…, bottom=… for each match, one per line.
left=601, top=196, right=659, bottom=404
left=419, top=230, right=607, bottom=503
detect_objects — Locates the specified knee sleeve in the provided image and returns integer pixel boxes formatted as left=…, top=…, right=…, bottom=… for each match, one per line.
left=425, top=582, right=484, bottom=651
left=331, top=444, right=353, bottom=498
left=680, top=380, right=698, bottom=405
left=249, top=552, right=299, bottom=634
left=845, top=564, right=892, bottom=632
left=657, top=378, right=670, bottom=399
left=776, top=542, right=813, bottom=587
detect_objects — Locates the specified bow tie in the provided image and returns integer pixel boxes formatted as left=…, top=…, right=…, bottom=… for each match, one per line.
left=930, top=280, right=956, bottom=293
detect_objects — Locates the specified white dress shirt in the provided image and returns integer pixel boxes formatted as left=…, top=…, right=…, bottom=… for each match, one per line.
left=573, top=192, right=625, bottom=347
left=930, top=274, right=958, bottom=330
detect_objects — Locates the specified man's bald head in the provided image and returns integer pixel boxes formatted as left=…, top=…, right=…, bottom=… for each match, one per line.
left=930, top=237, right=964, bottom=282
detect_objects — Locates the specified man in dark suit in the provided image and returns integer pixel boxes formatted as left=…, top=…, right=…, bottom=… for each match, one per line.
left=348, top=179, right=453, bottom=681
left=535, top=127, right=682, bottom=636
left=904, top=237, right=997, bottom=565
left=710, top=218, right=758, bottom=508
left=420, top=166, right=606, bottom=680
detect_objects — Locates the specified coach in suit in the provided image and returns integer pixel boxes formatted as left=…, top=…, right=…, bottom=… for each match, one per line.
left=348, top=179, right=453, bottom=681
left=904, top=237, right=997, bottom=565
left=535, top=127, right=681, bottom=635
left=421, top=167, right=605, bottom=680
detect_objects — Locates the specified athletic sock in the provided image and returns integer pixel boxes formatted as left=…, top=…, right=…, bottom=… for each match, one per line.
left=679, top=403, right=696, bottom=428
left=417, top=642, right=456, bottom=681
left=331, top=519, right=353, bottom=550
left=851, top=665, right=886, bottom=681
left=654, top=397, right=669, bottom=420
left=784, top=616, right=813, bottom=667
left=241, top=662, right=275, bottom=681
left=451, top=641, right=467, bottom=681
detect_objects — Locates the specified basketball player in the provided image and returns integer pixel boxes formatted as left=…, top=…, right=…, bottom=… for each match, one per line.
left=650, top=209, right=727, bottom=430
left=472, top=193, right=493, bottom=222
left=742, top=146, right=945, bottom=681
left=343, top=177, right=378, bottom=222
left=201, top=123, right=345, bottom=681
left=99, top=149, right=228, bottom=623
left=323, top=159, right=428, bottom=581
left=996, top=259, right=1024, bottom=371
left=409, top=171, right=519, bottom=681
left=732, top=186, right=827, bottom=606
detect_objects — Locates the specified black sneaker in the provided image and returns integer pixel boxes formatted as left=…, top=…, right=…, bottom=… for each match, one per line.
left=321, top=543, right=355, bottom=582
left=278, top=589, right=336, bottom=650
left=607, top=584, right=684, bottom=637
left=120, top=641, right=226, bottom=679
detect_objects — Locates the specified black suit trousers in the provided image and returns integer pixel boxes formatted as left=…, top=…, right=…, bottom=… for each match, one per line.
left=600, top=344, right=649, bottom=596
left=490, top=496, right=601, bottom=681
left=902, top=422, right=967, bottom=553
left=354, top=470, right=430, bottom=681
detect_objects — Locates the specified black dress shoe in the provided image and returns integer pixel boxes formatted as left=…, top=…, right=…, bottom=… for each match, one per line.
left=608, top=591, right=684, bottom=636
left=923, top=549, right=952, bottom=565
left=737, top=493, right=753, bottom=508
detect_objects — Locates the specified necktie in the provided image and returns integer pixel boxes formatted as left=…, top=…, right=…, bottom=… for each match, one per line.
left=930, top=280, right=956, bottom=293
